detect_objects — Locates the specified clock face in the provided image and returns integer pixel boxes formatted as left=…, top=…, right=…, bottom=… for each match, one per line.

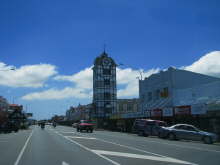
left=103, top=58, right=111, bottom=65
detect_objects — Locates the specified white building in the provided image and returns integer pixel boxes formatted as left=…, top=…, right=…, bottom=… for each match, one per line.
left=139, top=67, right=220, bottom=116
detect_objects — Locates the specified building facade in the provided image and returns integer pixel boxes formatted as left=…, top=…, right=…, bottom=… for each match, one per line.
left=93, top=51, right=117, bottom=119
left=139, top=67, right=220, bottom=136
left=139, top=67, right=220, bottom=114
left=66, top=104, right=92, bottom=122
left=109, top=98, right=139, bottom=132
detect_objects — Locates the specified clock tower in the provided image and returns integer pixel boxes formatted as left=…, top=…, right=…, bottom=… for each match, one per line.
left=92, top=51, right=117, bottom=123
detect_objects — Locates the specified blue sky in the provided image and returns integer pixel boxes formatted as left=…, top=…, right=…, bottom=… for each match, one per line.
left=0, top=0, right=220, bottom=119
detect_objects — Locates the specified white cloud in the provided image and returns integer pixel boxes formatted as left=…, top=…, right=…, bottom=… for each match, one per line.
left=117, top=68, right=160, bottom=98
left=183, top=51, right=220, bottom=78
left=20, top=51, right=220, bottom=101
left=0, top=62, right=57, bottom=88
left=22, top=66, right=159, bottom=100
left=54, top=67, right=93, bottom=89
left=22, top=87, right=91, bottom=100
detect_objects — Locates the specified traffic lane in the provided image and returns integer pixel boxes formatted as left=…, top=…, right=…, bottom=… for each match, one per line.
left=18, top=126, right=118, bottom=165
left=0, top=128, right=32, bottom=165
left=56, top=126, right=220, bottom=165
left=57, top=126, right=220, bottom=152
left=57, top=130, right=198, bottom=165
left=84, top=130, right=220, bottom=165
left=93, top=130, right=220, bottom=150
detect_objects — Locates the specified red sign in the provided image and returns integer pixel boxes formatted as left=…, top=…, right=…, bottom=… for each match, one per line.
left=174, top=106, right=191, bottom=115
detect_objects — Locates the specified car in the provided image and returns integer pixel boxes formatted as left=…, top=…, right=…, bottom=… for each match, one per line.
left=158, top=124, right=218, bottom=144
left=132, top=119, right=167, bottom=136
left=72, top=123, right=78, bottom=128
left=76, top=120, right=94, bottom=133
left=0, top=121, right=19, bottom=133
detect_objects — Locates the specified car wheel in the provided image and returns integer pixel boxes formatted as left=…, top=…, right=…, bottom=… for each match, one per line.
left=203, top=136, right=213, bottom=144
left=168, top=133, right=176, bottom=140
left=158, top=132, right=163, bottom=138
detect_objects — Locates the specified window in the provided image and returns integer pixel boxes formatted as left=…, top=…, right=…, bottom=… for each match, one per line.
left=185, top=126, right=198, bottom=132
left=148, top=92, right=152, bottom=101
left=155, top=89, right=160, bottom=100
left=161, top=87, right=169, bottom=98
left=104, top=92, right=111, bottom=99
left=133, top=104, right=138, bottom=112
left=103, top=69, right=111, bottom=75
left=104, top=79, right=110, bottom=85
left=123, top=104, right=127, bottom=112
left=127, top=103, right=132, bottom=112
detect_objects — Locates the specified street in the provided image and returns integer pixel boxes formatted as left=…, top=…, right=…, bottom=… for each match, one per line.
left=0, top=125, right=220, bottom=165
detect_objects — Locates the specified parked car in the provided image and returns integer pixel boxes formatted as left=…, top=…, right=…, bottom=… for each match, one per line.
left=132, top=119, right=167, bottom=136
left=0, top=121, right=19, bottom=133
left=72, top=123, right=78, bottom=128
left=158, top=124, right=218, bottom=144
left=77, top=120, right=94, bottom=133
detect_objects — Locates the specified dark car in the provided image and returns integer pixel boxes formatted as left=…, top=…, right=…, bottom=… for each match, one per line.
left=158, top=124, right=218, bottom=144
left=132, top=119, right=167, bottom=136
left=0, top=121, right=19, bottom=133
left=77, top=120, right=94, bottom=133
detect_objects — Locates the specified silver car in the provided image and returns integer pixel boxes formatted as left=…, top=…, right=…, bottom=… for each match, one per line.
left=158, top=124, right=218, bottom=144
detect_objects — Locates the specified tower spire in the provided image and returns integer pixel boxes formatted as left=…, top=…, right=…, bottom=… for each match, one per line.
left=103, top=43, right=106, bottom=54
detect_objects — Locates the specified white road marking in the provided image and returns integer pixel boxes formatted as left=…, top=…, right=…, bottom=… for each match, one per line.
left=62, top=161, right=70, bottom=165
left=92, top=150, right=197, bottom=165
left=65, top=136, right=96, bottom=140
left=84, top=131, right=220, bottom=154
left=55, top=131, right=120, bottom=165
left=60, top=132, right=76, bottom=134
left=55, top=129, right=198, bottom=165
left=14, top=130, right=34, bottom=165
left=72, top=132, right=166, bottom=157
left=142, top=139, right=220, bottom=153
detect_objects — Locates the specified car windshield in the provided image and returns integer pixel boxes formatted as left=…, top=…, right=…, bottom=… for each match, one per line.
left=80, top=120, right=92, bottom=124
left=1, top=1, right=220, bottom=165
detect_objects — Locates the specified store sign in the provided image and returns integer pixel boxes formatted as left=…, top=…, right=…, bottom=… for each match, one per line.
left=151, top=109, right=162, bottom=117
left=163, top=107, right=173, bottom=117
left=174, top=106, right=191, bottom=115
left=191, top=104, right=207, bottom=115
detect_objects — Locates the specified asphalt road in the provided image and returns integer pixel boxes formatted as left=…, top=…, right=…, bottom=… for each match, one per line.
left=0, top=125, right=220, bottom=165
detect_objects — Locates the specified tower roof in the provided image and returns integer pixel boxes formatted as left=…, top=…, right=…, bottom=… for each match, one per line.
left=94, top=51, right=116, bottom=66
